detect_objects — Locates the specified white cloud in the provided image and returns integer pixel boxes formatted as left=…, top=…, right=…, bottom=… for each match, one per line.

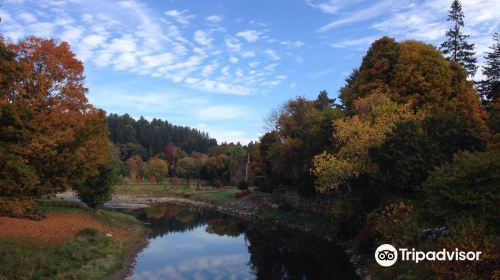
left=317, top=0, right=394, bottom=32
left=224, top=37, right=242, bottom=52
left=194, top=80, right=251, bottom=95
left=18, top=11, right=36, bottom=23
left=241, top=50, right=256, bottom=58
left=236, top=30, right=262, bottom=43
left=304, top=0, right=349, bottom=14
left=264, top=49, right=280, bottom=61
left=28, top=22, right=55, bottom=37
left=229, top=56, right=239, bottom=64
left=193, top=30, right=213, bottom=46
left=206, top=15, right=222, bottom=23
left=202, top=62, right=218, bottom=76
left=330, top=36, right=379, bottom=48
left=280, top=40, right=305, bottom=48
left=164, top=9, right=194, bottom=25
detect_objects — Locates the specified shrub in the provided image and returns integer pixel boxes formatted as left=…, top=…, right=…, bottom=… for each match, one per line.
left=429, top=218, right=499, bottom=280
left=421, top=150, right=499, bottom=230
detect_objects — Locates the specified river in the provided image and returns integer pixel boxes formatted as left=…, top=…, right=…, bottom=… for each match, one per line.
left=121, top=203, right=359, bottom=280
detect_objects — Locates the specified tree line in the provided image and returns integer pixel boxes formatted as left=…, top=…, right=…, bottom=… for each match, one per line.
left=107, top=113, right=217, bottom=159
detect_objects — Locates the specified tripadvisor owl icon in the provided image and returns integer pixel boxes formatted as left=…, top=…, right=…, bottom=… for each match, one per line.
left=375, top=244, right=398, bottom=267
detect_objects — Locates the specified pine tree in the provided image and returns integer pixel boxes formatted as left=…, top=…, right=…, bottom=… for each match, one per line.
left=440, top=0, right=477, bottom=77
left=478, top=33, right=500, bottom=105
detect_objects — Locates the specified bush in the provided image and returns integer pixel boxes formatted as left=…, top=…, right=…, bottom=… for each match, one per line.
left=237, top=181, right=249, bottom=190
left=73, top=163, right=117, bottom=212
left=429, top=218, right=499, bottom=280
left=421, top=150, right=500, bottom=230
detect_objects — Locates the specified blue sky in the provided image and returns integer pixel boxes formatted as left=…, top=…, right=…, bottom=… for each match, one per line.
left=1, top=0, right=498, bottom=144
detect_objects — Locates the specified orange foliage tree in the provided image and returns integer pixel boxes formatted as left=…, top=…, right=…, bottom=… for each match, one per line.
left=0, top=36, right=109, bottom=197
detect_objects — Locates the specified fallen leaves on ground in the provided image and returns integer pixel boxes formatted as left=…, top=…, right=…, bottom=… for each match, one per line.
left=0, top=213, right=125, bottom=245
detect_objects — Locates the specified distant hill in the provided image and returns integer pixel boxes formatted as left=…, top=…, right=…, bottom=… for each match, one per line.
left=107, top=114, right=217, bottom=159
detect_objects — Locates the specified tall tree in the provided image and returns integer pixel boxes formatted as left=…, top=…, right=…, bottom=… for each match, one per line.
left=478, top=33, right=500, bottom=105
left=1, top=36, right=109, bottom=197
left=440, top=0, right=477, bottom=77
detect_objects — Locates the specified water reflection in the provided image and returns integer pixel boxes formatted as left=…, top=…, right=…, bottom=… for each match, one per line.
left=124, top=203, right=358, bottom=280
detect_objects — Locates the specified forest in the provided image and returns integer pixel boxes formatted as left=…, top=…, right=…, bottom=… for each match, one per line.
left=0, top=0, right=499, bottom=279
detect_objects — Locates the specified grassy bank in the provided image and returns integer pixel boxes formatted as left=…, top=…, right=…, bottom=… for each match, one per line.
left=114, top=183, right=240, bottom=204
left=0, top=200, right=147, bottom=280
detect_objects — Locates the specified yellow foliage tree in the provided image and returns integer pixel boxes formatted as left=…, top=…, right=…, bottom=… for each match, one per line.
left=312, top=91, right=420, bottom=192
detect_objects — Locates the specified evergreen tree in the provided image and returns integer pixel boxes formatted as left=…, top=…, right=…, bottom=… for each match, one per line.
left=478, top=33, right=500, bottom=105
left=440, top=0, right=477, bottom=77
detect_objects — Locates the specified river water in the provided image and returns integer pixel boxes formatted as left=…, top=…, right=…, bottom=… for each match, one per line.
left=122, top=203, right=358, bottom=280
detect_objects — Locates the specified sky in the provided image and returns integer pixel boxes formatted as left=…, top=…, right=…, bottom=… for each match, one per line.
left=0, top=0, right=499, bottom=144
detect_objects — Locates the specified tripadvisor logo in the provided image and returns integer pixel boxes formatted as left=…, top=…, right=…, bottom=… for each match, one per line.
left=375, top=244, right=482, bottom=267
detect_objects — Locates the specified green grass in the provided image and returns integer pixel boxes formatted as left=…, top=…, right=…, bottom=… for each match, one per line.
left=197, top=188, right=239, bottom=203
left=0, top=231, right=123, bottom=280
left=114, top=183, right=240, bottom=202
left=0, top=202, right=145, bottom=280
left=113, top=183, right=209, bottom=197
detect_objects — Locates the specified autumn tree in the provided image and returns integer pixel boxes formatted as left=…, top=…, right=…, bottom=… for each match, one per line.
left=270, top=92, right=343, bottom=194
left=143, top=157, right=169, bottom=184
left=440, top=0, right=477, bottom=77
left=349, top=36, right=399, bottom=107
left=1, top=36, right=109, bottom=197
left=314, top=38, right=488, bottom=193
left=312, top=91, right=418, bottom=192
left=164, top=144, right=179, bottom=165
left=125, top=154, right=144, bottom=178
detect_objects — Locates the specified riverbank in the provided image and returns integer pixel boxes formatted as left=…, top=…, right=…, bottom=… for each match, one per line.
left=0, top=200, right=148, bottom=280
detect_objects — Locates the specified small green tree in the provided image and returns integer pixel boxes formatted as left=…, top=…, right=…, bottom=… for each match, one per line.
left=143, top=157, right=168, bottom=184
left=176, top=157, right=200, bottom=184
left=74, top=163, right=118, bottom=212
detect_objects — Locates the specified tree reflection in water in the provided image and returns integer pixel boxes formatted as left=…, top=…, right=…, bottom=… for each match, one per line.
left=125, top=203, right=358, bottom=280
